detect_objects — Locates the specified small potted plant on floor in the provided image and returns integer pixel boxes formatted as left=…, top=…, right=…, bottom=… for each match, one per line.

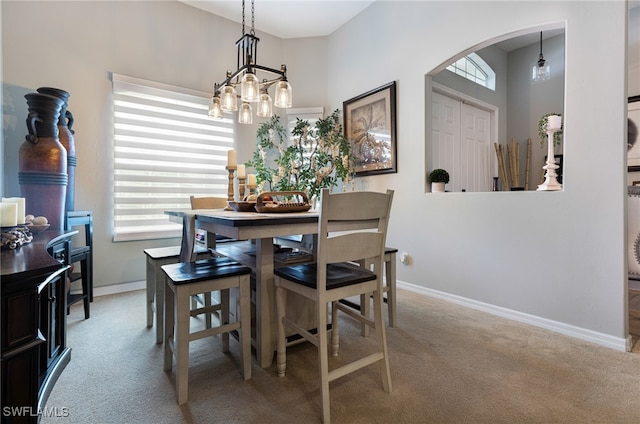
left=427, top=168, right=449, bottom=193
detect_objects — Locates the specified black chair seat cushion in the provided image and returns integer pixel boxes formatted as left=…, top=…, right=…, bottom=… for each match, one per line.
left=274, top=262, right=376, bottom=290
left=162, top=257, right=251, bottom=285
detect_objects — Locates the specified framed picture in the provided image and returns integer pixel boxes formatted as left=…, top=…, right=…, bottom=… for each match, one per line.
left=628, top=95, right=640, bottom=171
left=343, top=81, right=397, bottom=176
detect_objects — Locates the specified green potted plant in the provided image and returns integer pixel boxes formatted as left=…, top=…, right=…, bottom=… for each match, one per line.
left=427, top=168, right=449, bottom=193
left=538, top=113, right=563, bottom=147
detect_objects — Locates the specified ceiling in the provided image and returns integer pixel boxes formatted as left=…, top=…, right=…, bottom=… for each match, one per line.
left=181, top=0, right=637, bottom=49
left=180, top=0, right=376, bottom=39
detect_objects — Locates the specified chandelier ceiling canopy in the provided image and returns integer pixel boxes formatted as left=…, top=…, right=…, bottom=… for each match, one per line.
left=208, top=0, right=292, bottom=124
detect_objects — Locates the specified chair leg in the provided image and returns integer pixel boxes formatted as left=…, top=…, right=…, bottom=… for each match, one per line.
left=163, top=279, right=175, bottom=372
left=360, top=292, right=370, bottom=337
left=80, top=259, right=90, bottom=319
left=275, top=283, right=287, bottom=377
left=155, top=266, right=165, bottom=344
left=238, top=276, right=251, bottom=380
left=317, top=301, right=331, bottom=424
left=175, top=286, right=192, bottom=405
left=386, top=253, right=397, bottom=328
left=330, top=301, right=339, bottom=357
left=221, top=288, right=230, bottom=353
left=146, top=257, right=154, bottom=328
left=204, top=292, right=212, bottom=329
left=372, top=288, right=392, bottom=393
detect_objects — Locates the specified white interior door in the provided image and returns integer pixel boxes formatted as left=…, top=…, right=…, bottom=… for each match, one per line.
left=431, top=91, right=492, bottom=192
left=431, top=92, right=460, bottom=189
left=460, top=103, right=491, bottom=192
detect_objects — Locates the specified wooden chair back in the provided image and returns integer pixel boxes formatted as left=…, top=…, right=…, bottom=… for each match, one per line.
left=189, top=196, right=227, bottom=209
left=316, top=188, right=394, bottom=285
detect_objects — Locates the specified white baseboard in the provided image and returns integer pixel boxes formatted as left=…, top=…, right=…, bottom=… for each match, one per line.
left=397, top=280, right=632, bottom=353
left=89, top=278, right=632, bottom=352
left=92, top=280, right=146, bottom=297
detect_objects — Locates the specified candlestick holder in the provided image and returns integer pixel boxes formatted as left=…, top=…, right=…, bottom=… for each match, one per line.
left=225, top=165, right=237, bottom=202
left=247, top=185, right=257, bottom=197
left=237, top=177, right=246, bottom=200
left=537, top=120, right=562, bottom=191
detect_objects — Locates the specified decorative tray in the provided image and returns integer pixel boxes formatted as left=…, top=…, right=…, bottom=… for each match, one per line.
left=26, top=224, right=50, bottom=233
left=254, top=191, right=312, bottom=213
left=228, top=201, right=257, bottom=212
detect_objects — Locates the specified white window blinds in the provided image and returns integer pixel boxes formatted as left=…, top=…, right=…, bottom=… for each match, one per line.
left=111, top=73, right=234, bottom=241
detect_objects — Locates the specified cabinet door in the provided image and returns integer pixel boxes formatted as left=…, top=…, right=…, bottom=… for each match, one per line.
left=38, top=266, right=68, bottom=383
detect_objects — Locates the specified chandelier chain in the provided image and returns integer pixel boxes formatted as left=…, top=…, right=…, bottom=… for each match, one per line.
left=251, top=0, right=255, bottom=36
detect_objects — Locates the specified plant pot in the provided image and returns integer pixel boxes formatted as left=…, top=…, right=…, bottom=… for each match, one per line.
left=431, top=182, right=446, bottom=193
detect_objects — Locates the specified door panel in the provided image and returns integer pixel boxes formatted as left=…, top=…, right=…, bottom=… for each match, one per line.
left=431, top=92, right=492, bottom=192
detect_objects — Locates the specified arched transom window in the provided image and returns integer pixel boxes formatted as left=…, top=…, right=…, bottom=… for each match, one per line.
left=446, top=52, right=496, bottom=91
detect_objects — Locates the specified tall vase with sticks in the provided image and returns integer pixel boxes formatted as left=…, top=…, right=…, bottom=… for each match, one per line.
left=537, top=115, right=562, bottom=191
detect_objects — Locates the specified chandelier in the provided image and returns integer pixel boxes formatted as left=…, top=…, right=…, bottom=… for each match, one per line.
left=532, top=31, right=550, bottom=82
left=208, top=0, right=292, bottom=124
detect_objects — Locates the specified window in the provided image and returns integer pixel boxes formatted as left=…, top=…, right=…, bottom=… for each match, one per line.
left=285, top=107, right=323, bottom=137
left=111, top=73, right=234, bottom=241
left=285, top=107, right=324, bottom=154
left=446, top=52, right=496, bottom=91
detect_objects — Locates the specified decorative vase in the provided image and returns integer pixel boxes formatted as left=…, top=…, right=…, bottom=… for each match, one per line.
left=37, top=87, right=76, bottom=211
left=537, top=115, right=562, bottom=191
left=431, top=182, right=446, bottom=193
left=18, top=93, right=68, bottom=230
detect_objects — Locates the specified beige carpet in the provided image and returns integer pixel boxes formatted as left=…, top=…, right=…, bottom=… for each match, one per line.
left=43, top=288, right=640, bottom=424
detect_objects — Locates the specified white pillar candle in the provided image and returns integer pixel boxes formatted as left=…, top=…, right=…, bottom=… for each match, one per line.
left=247, top=174, right=257, bottom=187
left=547, top=115, right=562, bottom=131
left=237, top=164, right=246, bottom=179
left=2, top=197, right=25, bottom=223
left=0, top=202, right=18, bottom=227
left=227, top=149, right=237, bottom=167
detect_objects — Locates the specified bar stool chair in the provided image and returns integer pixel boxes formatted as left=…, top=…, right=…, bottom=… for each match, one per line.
left=145, top=245, right=212, bottom=344
left=65, top=211, right=93, bottom=319
left=162, top=213, right=252, bottom=405
left=146, top=196, right=230, bottom=343
left=340, top=247, right=398, bottom=336
left=274, top=189, right=394, bottom=424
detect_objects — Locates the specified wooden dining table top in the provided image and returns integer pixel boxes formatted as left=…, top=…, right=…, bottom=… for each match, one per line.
left=165, top=208, right=319, bottom=226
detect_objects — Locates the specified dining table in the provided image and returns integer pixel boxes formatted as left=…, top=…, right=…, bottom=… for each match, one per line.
left=165, top=208, right=321, bottom=368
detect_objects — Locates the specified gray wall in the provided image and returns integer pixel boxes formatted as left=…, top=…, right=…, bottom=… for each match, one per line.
left=1, top=1, right=637, bottom=351
left=1, top=0, right=324, bottom=290
left=327, top=1, right=630, bottom=349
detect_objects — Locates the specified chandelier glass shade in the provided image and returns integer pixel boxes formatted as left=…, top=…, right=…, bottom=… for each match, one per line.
left=238, top=102, right=253, bottom=125
left=257, top=91, right=273, bottom=118
left=208, top=0, right=292, bottom=124
left=220, top=85, right=238, bottom=111
left=274, top=80, right=292, bottom=108
left=532, top=31, right=550, bottom=82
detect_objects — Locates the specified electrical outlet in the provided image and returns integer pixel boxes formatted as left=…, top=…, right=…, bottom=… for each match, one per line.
left=400, top=252, right=409, bottom=265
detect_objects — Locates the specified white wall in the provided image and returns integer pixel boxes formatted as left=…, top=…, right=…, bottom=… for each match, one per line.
left=1, top=1, right=635, bottom=350
left=1, top=1, right=313, bottom=289
left=327, top=1, right=629, bottom=348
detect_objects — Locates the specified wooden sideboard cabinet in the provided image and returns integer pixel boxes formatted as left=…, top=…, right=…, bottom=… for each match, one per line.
left=1, top=230, right=76, bottom=423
